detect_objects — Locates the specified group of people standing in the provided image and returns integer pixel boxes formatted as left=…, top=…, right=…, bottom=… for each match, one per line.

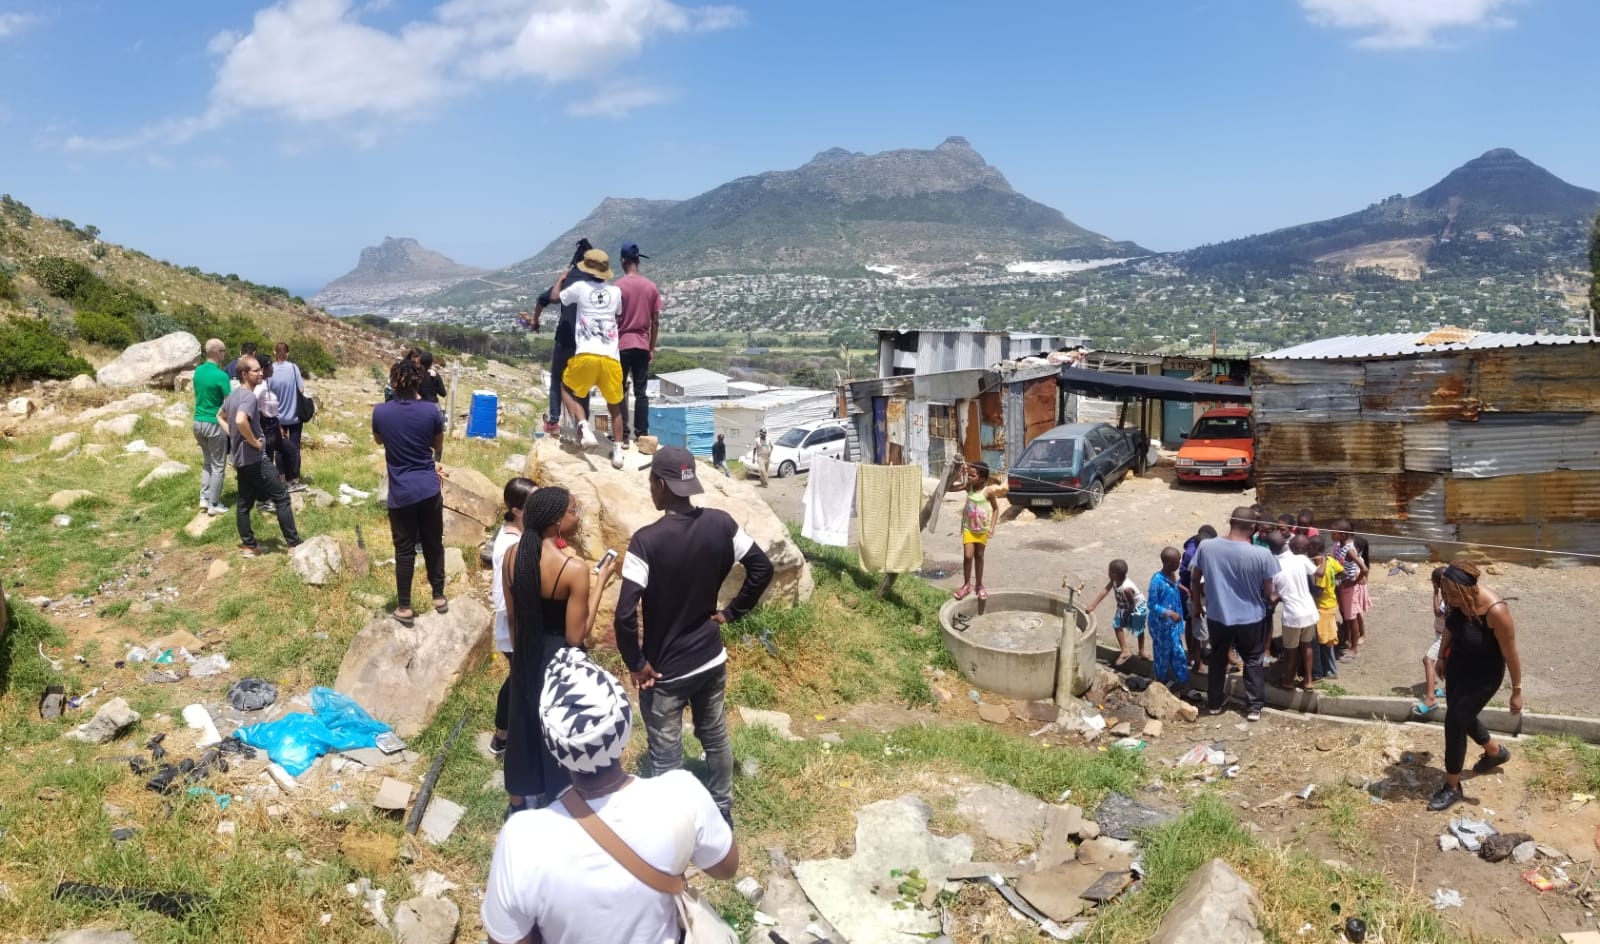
left=190, top=339, right=310, bottom=556
left=1092, top=503, right=1523, bottom=812
left=519, top=239, right=661, bottom=471
left=479, top=445, right=773, bottom=943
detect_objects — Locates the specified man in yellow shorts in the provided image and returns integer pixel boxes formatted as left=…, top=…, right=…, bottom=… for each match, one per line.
left=555, top=248, right=626, bottom=469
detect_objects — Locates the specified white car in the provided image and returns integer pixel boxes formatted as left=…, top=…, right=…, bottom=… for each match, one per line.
left=745, top=419, right=850, bottom=477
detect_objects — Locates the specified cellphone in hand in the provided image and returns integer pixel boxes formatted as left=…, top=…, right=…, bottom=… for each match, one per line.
left=595, top=548, right=618, bottom=573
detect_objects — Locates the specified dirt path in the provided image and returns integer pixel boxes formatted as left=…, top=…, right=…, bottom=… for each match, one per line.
left=754, top=460, right=1600, bottom=717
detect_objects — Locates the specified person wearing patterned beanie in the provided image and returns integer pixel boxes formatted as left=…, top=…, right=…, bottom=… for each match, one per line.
left=482, top=648, right=739, bottom=944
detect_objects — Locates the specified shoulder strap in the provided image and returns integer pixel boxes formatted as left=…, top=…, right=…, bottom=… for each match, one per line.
left=560, top=790, right=687, bottom=895
left=550, top=555, right=575, bottom=595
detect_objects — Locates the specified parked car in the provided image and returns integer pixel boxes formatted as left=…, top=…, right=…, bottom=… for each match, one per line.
left=744, top=419, right=850, bottom=477
left=1005, top=421, right=1146, bottom=510
left=1174, top=407, right=1255, bottom=483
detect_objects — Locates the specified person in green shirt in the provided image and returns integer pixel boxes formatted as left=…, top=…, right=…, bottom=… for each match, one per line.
left=192, top=338, right=231, bottom=515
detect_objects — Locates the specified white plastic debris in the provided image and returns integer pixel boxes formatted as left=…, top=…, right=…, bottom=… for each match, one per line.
left=1447, top=816, right=1496, bottom=853
left=188, top=653, right=230, bottom=678
left=1438, top=834, right=1461, bottom=853
left=338, top=483, right=371, bottom=499
left=1432, top=888, right=1463, bottom=910
left=751, top=911, right=777, bottom=926
left=266, top=763, right=300, bottom=792
left=182, top=704, right=222, bottom=747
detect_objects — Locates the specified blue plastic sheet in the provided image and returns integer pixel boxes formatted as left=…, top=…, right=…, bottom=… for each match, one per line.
left=235, top=686, right=391, bottom=777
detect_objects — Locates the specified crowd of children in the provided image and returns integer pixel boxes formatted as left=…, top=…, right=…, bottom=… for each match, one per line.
left=1075, top=506, right=1412, bottom=702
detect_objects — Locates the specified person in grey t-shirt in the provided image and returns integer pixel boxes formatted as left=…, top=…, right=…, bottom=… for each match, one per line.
left=220, top=356, right=301, bottom=557
left=1190, top=505, right=1279, bottom=720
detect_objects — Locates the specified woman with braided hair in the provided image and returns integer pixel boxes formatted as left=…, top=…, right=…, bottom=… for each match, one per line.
left=373, top=358, right=447, bottom=627
left=1428, top=561, right=1524, bottom=811
left=501, top=485, right=620, bottom=815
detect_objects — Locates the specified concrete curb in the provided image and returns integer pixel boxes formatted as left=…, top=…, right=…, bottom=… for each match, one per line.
left=1091, top=643, right=1592, bottom=743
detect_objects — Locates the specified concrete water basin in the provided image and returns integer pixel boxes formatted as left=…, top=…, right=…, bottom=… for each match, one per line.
left=939, top=588, right=1098, bottom=702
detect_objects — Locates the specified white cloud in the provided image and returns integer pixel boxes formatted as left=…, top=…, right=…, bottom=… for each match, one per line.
left=0, top=11, right=38, bottom=39
left=1300, top=0, right=1518, bottom=49
left=567, top=83, right=677, bottom=118
left=67, top=0, right=742, bottom=151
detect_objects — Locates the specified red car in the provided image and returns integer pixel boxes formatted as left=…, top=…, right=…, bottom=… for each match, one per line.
left=1175, top=407, right=1255, bottom=483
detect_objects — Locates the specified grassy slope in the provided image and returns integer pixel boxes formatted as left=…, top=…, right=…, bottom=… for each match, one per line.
left=0, top=383, right=1467, bottom=942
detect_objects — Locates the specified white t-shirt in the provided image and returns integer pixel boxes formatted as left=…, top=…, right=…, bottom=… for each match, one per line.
left=481, top=771, right=733, bottom=944
left=1273, top=550, right=1318, bottom=628
left=560, top=279, right=623, bottom=360
left=490, top=526, right=520, bottom=654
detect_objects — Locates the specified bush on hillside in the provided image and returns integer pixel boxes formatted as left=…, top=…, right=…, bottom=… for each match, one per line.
left=0, top=269, right=17, bottom=302
left=136, top=310, right=184, bottom=341
left=286, top=336, right=336, bottom=377
left=75, top=280, right=155, bottom=320
left=25, top=256, right=95, bottom=298
left=0, top=194, right=32, bottom=227
left=74, top=309, right=138, bottom=348
left=0, top=317, right=93, bottom=384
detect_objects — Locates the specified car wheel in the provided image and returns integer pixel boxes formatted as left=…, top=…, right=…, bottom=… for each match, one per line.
left=1086, top=478, right=1105, bottom=509
left=777, top=460, right=796, bottom=478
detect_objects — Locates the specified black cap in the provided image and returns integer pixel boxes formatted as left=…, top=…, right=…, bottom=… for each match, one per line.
left=650, top=446, right=703, bottom=497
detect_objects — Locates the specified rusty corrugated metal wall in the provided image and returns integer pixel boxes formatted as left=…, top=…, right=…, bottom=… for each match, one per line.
left=1254, top=344, right=1600, bottom=564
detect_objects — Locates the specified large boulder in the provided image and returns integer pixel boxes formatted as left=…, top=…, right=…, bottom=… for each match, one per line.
left=1149, top=859, right=1264, bottom=944
left=96, top=331, right=201, bottom=388
left=289, top=535, right=343, bottom=586
left=525, top=438, right=813, bottom=623
left=333, top=596, right=492, bottom=738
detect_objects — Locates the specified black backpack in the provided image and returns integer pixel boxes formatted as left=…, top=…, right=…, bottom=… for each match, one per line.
left=296, top=389, right=316, bottom=424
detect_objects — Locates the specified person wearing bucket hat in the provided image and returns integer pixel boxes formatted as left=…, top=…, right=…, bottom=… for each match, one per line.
left=552, top=249, right=628, bottom=469
left=614, top=446, right=774, bottom=824
left=481, top=648, right=739, bottom=944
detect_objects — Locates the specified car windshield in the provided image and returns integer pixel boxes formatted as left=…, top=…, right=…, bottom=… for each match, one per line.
left=1017, top=438, right=1076, bottom=469
left=1190, top=416, right=1251, bottom=439
left=776, top=428, right=808, bottom=447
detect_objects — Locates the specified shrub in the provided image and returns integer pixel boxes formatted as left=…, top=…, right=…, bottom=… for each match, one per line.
left=0, top=269, right=16, bottom=302
left=25, top=256, right=95, bottom=298
left=136, top=310, right=184, bottom=341
left=286, top=336, right=336, bottom=377
left=75, top=310, right=138, bottom=348
left=0, top=194, right=33, bottom=226
left=0, top=317, right=93, bottom=384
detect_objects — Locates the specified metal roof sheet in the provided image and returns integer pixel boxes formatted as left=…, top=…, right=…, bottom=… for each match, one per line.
left=1259, top=332, right=1600, bottom=361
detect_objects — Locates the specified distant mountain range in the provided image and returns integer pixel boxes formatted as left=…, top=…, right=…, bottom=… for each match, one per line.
left=313, top=237, right=486, bottom=307
left=1183, top=148, right=1600, bottom=279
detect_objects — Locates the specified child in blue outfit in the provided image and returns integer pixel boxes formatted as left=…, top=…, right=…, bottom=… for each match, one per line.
left=1147, top=547, right=1189, bottom=688
left=1086, top=559, right=1150, bottom=667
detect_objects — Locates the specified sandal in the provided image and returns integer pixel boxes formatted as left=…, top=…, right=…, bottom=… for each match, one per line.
left=1412, top=701, right=1439, bottom=716
left=433, top=598, right=449, bottom=614
left=1113, top=653, right=1133, bottom=667
left=975, top=586, right=988, bottom=601
left=1472, top=745, right=1511, bottom=774
left=392, top=609, right=416, bottom=628
left=952, top=585, right=973, bottom=601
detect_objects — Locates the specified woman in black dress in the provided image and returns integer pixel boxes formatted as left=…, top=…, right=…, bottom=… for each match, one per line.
left=1428, top=561, right=1524, bottom=811
left=501, top=486, right=618, bottom=814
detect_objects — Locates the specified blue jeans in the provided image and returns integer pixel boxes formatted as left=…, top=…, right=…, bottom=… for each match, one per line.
left=639, top=663, right=733, bottom=815
left=1314, top=639, right=1340, bottom=680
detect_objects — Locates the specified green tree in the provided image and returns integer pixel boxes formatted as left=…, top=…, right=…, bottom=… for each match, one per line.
left=25, top=256, right=95, bottom=298
left=0, top=317, right=93, bottom=384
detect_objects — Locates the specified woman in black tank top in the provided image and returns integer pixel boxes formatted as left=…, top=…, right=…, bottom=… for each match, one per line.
left=1428, top=562, right=1524, bottom=812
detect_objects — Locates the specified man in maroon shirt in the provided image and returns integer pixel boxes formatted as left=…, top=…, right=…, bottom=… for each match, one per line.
left=614, top=241, right=661, bottom=446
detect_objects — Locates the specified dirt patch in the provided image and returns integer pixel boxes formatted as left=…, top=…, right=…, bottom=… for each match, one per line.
left=1316, top=237, right=1436, bottom=281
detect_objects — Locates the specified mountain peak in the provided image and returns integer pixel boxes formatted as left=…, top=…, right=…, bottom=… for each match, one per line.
left=937, top=135, right=974, bottom=151
left=1475, top=147, right=1524, bottom=162
left=314, top=237, right=486, bottom=305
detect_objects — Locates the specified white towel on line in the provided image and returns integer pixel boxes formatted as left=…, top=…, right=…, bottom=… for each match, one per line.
left=802, top=455, right=857, bottom=547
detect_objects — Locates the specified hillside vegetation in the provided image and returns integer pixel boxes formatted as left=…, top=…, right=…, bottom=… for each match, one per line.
left=0, top=194, right=392, bottom=386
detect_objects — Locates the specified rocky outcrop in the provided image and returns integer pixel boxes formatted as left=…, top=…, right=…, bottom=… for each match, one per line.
left=525, top=438, right=814, bottom=625
left=333, top=596, right=492, bottom=737
left=290, top=536, right=344, bottom=586
left=95, top=331, right=201, bottom=388
left=1149, top=859, right=1264, bottom=944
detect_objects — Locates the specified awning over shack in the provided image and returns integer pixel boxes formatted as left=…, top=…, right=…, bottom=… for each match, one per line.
left=1055, top=369, right=1251, bottom=403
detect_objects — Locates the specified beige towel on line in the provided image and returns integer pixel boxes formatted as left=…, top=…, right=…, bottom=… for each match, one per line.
left=855, top=464, right=924, bottom=574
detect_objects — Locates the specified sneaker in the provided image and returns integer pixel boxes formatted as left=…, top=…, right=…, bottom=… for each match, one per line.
left=1246, top=709, right=1262, bottom=723
left=207, top=503, right=228, bottom=516
left=287, top=481, right=308, bottom=494
left=1472, top=745, right=1511, bottom=774
left=239, top=544, right=259, bottom=558
left=579, top=422, right=597, bottom=448
left=1205, top=705, right=1227, bottom=716
left=610, top=443, right=625, bottom=470
left=199, top=499, right=211, bottom=511
left=1427, top=784, right=1464, bottom=812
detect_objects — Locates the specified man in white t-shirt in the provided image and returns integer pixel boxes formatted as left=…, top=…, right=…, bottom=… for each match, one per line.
left=482, top=648, right=739, bottom=944
left=555, top=248, right=626, bottom=470
left=1268, top=531, right=1318, bottom=692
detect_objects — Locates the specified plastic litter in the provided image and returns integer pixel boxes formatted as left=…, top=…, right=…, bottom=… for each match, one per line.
left=1512, top=841, right=1539, bottom=865
left=1296, top=783, right=1316, bottom=800
left=338, top=483, right=372, bottom=499
left=1448, top=816, right=1496, bottom=854
left=1523, top=869, right=1557, bottom=892
left=54, top=882, right=207, bottom=919
left=235, top=687, right=390, bottom=776
left=152, top=648, right=176, bottom=664
left=1178, top=744, right=1212, bottom=766
left=188, top=654, right=230, bottom=678
left=228, top=678, right=278, bottom=711
left=1432, top=888, right=1463, bottom=910
left=1112, top=738, right=1146, bottom=752
left=1439, top=834, right=1461, bottom=852
left=51, top=514, right=72, bottom=527
left=38, top=643, right=63, bottom=671
left=182, top=704, right=222, bottom=747
left=1345, top=916, right=1368, bottom=942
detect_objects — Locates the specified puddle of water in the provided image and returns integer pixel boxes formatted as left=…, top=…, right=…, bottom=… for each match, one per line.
left=961, top=610, right=1059, bottom=651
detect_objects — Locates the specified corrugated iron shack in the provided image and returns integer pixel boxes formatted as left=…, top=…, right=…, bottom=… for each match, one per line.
left=877, top=328, right=1091, bottom=377
left=1252, top=330, right=1600, bottom=564
left=843, top=362, right=1065, bottom=476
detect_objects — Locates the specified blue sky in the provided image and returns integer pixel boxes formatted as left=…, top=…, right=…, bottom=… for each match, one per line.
left=0, top=0, right=1594, bottom=294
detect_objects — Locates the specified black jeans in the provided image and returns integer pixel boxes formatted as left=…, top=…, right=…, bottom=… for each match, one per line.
left=1206, top=617, right=1268, bottom=712
left=548, top=341, right=574, bottom=424
left=1444, top=665, right=1502, bottom=774
left=495, top=652, right=512, bottom=732
left=640, top=664, right=733, bottom=815
left=236, top=457, right=300, bottom=548
left=389, top=493, right=445, bottom=610
left=619, top=348, right=651, bottom=439
left=275, top=422, right=303, bottom=482
left=261, top=417, right=280, bottom=471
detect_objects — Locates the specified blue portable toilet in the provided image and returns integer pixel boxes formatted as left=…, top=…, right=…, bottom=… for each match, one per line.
left=466, top=390, right=498, bottom=439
